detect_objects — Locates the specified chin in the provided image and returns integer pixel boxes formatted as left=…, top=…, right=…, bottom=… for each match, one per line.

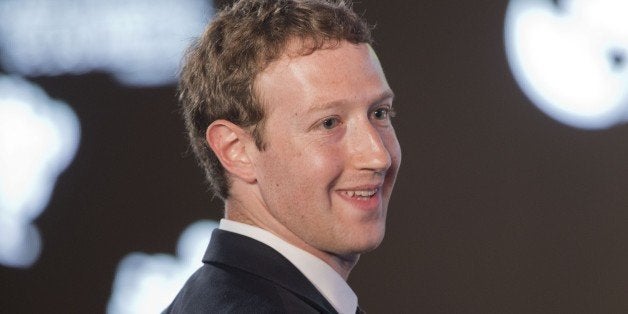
left=345, top=225, right=386, bottom=255
left=354, top=244, right=381, bottom=255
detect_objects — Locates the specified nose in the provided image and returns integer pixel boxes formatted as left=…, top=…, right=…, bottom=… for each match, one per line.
left=349, top=121, right=392, bottom=173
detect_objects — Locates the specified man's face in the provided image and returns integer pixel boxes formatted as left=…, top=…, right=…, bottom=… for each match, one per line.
left=252, top=41, right=401, bottom=257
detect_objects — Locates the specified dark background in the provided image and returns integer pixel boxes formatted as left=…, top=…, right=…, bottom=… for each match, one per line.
left=2, top=1, right=628, bottom=313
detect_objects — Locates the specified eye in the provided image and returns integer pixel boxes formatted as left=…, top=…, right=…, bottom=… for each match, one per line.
left=322, top=117, right=341, bottom=129
left=372, top=107, right=396, bottom=120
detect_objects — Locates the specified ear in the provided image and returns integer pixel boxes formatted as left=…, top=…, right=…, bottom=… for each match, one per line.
left=205, top=120, right=257, bottom=183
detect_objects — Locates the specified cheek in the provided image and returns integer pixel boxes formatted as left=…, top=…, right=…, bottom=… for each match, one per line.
left=310, top=149, right=341, bottom=168
left=262, top=133, right=346, bottom=195
left=306, top=145, right=345, bottom=182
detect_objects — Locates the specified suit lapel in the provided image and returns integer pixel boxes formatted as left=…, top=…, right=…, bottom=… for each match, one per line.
left=203, top=229, right=338, bottom=313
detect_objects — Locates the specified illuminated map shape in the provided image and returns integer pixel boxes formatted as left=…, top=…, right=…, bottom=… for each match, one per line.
left=505, top=0, right=628, bottom=129
left=0, top=0, right=213, bottom=87
left=107, top=220, right=219, bottom=314
left=0, top=75, right=80, bottom=268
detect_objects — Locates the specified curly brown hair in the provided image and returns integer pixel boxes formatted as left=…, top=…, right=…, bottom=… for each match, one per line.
left=179, top=0, right=372, bottom=200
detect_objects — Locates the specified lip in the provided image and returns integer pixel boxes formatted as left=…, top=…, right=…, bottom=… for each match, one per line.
left=335, top=184, right=383, bottom=211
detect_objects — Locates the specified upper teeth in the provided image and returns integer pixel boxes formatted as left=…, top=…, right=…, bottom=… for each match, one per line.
left=345, top=189, right=377, bottom=197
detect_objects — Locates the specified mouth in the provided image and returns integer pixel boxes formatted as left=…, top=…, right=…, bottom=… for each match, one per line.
left=340, top=188, right=379, bottom=200
left=336, top=185, right=384, bottom=211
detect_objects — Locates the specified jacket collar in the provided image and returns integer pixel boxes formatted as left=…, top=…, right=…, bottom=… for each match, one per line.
left=203, top=229, right=338, bottom=313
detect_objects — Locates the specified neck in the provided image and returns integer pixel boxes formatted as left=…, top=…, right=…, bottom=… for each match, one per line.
left=224, top=198, right=359, bottom=280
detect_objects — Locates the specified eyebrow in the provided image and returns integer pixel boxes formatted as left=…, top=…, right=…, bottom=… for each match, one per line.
left=306, top=89, right=396, bottom=114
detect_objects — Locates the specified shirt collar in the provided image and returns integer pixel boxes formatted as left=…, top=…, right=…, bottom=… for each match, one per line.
left=219, top=219, right=358, bottom=314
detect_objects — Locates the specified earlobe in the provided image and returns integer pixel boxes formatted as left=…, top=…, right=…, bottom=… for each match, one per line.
left=205, top=120, right=257, bottom=183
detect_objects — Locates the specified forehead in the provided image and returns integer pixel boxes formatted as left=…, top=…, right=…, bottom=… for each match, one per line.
left=254, top=40, right=390, bottom=116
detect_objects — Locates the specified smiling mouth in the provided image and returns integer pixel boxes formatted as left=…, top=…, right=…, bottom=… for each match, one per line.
left=340, top=188, right=379, bottom=199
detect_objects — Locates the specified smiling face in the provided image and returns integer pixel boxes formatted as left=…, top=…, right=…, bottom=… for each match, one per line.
left=247, top=40, right=401, bottom=259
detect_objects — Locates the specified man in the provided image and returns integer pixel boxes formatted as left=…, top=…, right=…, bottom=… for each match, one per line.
left=164, top=0, right=401, bottom=313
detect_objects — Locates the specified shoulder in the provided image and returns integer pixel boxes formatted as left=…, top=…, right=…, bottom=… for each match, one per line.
left=163, top=262, right=322, bottom=314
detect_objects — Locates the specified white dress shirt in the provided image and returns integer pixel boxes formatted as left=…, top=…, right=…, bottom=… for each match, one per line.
left=219, top=219, right=358, bottom=314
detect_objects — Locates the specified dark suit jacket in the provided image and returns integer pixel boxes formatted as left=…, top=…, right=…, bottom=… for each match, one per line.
left=163, top=229, right=339, bottom=313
